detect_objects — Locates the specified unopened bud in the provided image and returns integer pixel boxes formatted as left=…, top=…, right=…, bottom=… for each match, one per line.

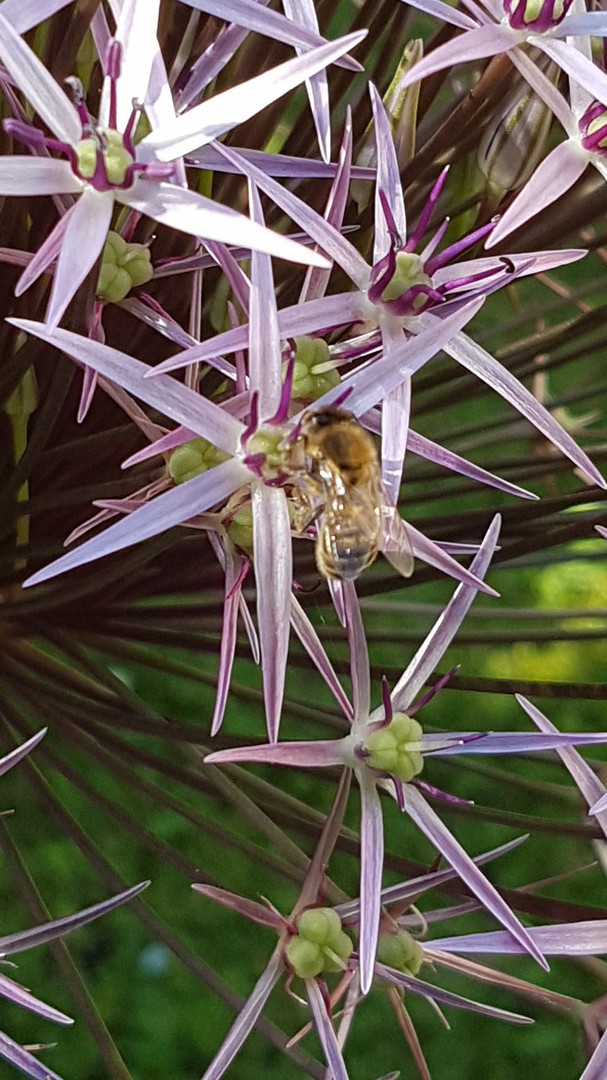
left=478, top=60, right=557, bottom=198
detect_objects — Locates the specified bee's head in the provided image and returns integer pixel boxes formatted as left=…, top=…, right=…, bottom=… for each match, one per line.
left=305, top=407, right=354, bottom=430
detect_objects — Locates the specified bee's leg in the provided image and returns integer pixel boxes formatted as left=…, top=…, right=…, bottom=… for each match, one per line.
left=289, top=483, right=323, bottom=535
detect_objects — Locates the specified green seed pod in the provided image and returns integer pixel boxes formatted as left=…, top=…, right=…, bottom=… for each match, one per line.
left=297, top=906, right=343, bottom=945
left=285, top=936, right=324, bottom=979
left=225, top=500, right=254, bottom=553
left=377, top=930, right=424, bottom=975
left=284, top=337, right=338, bottom=404
left=168, top=437, right=229, bottom=485
left=96, top=231, right=153, bottom=303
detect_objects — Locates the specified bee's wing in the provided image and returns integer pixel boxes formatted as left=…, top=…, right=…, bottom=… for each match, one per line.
left=377, top=482, right=415, bottom=578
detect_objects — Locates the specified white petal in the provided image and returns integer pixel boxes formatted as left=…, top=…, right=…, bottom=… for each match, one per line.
left=142, top=30, right=366, bottom=161
left=121, top=179, right=329, bottom=267
left=0, top=157, right=81, bottom=196
left=45, top=189, right=113, bottom=330
left=0, top=12, right=80, bottom=144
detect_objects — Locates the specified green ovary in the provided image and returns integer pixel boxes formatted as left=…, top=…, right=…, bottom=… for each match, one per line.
left=75, top=129, right=134, bottom=185
left=381, top=252, right=430, bottom=304
left=364, top=713, right=424, bottom=781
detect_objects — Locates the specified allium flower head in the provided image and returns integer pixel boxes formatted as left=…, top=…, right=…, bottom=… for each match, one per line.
left=0, top=5, right=363, bottom=326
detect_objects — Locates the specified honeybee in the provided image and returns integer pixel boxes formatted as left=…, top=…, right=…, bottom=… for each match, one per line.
left=288, top=407, right=414, bottom=581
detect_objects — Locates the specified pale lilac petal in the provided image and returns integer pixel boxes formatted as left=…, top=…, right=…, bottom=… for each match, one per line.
left=579, top=1031, right=607, bottom=1080
left=179, top=0, right=362, bottom=71
left=596, top=525, right=607, bottom=540
left=252, top=484, right=292, bottom=742
left=121, top=178, right=329, bottom=268
left=327, top=298, right=485, bottom=418
left=398, top=25, right=512, bottom=90
left=0, top=0, right=74, bottom=32
left=344, top=582, right=370, bottom=722
left=557, top=12, right=607, bottom=35
left=150, top=292, right=364, bottom=376
left=536, top=35, right=607, bottom=105
left=306, top=978, right=350, bottom=1080
left=430, top=920, right=607, bottom=956
left=391, top=515, right=500, bottom=711
left=143, top=30, right=366, bottom=161
left=383, top=963, right=532, bottom=1023
left=442, top=328, right=605, bottom=487
left=176, top=8, right=258, bottom=109
left=433, top=247, right=586, bottom=288
left=0, top=157, right=81, bottom=196
left=0, top=1030, right=66, bottom=1080
left=239, top=592, right=260, bottom=665
left=358, top=780, right=384, bottom=996
left=407, top=523, right=499, bottom=595
left=486, top=142, right=588, bottom=248
left=0, top=12, right=80, bottom=143
left=290, top=597, right=354, bottom=721
left=338, top=836, right=528, bottom=918
left=379, top=323, right=410, bottom=504
left=0, top=972, right=72, bottom=1024
left=188, top=142, right=374, bottom=179
left=516, top=695, right=607, bottom=839
left=192, top=884, right=283, bottom=930
left=15, top=210, right=72, bottom=297
left=201, top=948, right=283, bottom=1080
left=208, top=535, right=242, bottom=736
left=403, top=785, right=547, bottom=969
left=22, top=458, right=249, bottom=588
left=0, top=881, right=149, bottom=956
left=300, top=109, right=353, bottom=302
left=104, top=0, right=161, bottom=130
left=8, top=320, right=244, bottom=453
left=90, top=4, right=112, bottom=72
left=282, top=0, right=331, bottom=161
left=395, top=0, right=479, bottom=30
left=45, top=187, right=113, bottom=330
left=213, top=142, right=371, bottom=289
left=248, top=182, right=282, bottom=414
left=370, top=83, right=407, bottom=259
left=204, top=739, right=345, bottom=767
left=408, top=430, right=536, bottom=499
left=119, top=297, right=223, bottom=362
left=0, top=729, right=46, bottom=778
left=423, top=731, right=607, bottom=754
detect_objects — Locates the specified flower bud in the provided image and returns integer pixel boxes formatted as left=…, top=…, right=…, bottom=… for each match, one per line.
left=478, top=60, right=557, bottom=198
